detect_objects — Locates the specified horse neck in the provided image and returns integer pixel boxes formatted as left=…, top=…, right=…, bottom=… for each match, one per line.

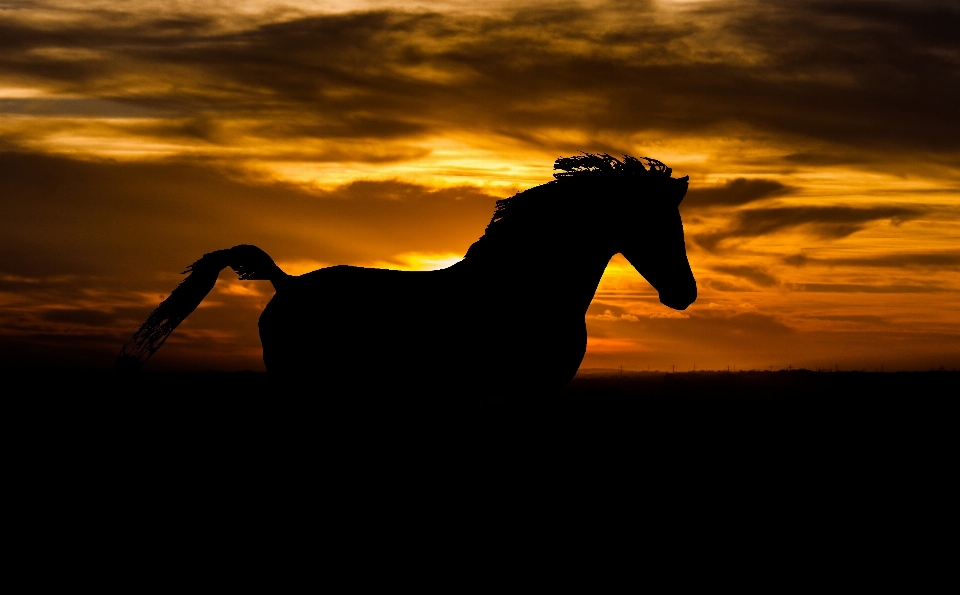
left=461, top=223, right=615, bottom=315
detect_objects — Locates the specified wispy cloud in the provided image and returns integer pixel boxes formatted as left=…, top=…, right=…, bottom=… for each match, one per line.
left=711, top=265, right=778, bottom=287
left=694, top=205, right=928, bottom=251
left=683, top=178, right=794, bottom=208
left=784, top=251, right=960, bottom=270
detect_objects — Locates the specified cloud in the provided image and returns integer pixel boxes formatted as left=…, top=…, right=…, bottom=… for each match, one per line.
left=786, top=282, right=949, bottom=293
left=683, top=178, right=794, bottom=208
left=710, top=265, right=778, bottom=287
left=695, top=205, right=927, bottom=250
left=40, top=308, right=117, bottom=326
left=1, top=1, right=957, bottom=163
left=804, top=314, right=887, bottom=325
left=593, top=309, right=640, bottom=322
left=648, top=311, right=688, bottom=319
left=585, top=309, right=796, bottom=359
left=784, top=251, right=960, bottom=270
left=716, top=0, right=960, bottom=153
left=704, top=279, right=759, bottom=293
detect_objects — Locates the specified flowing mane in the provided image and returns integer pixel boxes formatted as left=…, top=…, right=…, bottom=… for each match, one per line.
left=552, top=153, right=673, bottom=179
left=466, top=153, right=678, bottom=260
left=486, top=153, right=675, bottom=229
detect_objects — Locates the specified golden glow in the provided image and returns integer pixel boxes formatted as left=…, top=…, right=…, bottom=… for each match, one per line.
left=372, top=252, right=465, bottom=271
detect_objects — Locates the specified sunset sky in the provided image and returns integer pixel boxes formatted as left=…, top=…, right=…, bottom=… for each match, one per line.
left=1, top=0, right=958, bottom=372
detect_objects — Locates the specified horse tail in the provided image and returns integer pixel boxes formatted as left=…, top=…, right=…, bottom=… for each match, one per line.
left=116, top=244, right=289, bottom=371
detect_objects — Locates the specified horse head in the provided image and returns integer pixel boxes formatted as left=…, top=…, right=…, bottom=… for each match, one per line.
left=555, top=154, right=697, bottom=310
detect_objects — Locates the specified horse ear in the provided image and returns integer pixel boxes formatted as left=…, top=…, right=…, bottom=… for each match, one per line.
left=673, top=175, right=689, bottom=207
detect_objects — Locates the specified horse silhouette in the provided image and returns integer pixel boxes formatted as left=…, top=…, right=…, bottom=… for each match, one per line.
left=117, top=154, right=696, bottom=397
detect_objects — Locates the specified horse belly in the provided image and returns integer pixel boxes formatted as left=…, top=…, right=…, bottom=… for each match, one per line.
left=259, top=284, right=455, bottom=386
left=493, top=317, right=587, bottom=393
left=258, top=271, right=587, bottom=397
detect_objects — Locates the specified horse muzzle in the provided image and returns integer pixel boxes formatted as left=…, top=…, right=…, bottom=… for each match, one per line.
left=659, top=282, right=697, bottom=311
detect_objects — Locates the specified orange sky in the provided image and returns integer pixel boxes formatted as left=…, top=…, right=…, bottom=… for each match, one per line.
left=1, top=0, right=958, bottom=372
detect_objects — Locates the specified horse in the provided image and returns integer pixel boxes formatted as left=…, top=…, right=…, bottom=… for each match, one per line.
left=117, top=154, right=696, bottom=399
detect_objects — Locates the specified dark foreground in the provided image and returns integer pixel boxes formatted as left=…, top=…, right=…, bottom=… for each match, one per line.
left=12, top=368, right=955, bottom=477
left=11, top=368, right=956, bottom=457
left=8, top=369, right=956, bottom=555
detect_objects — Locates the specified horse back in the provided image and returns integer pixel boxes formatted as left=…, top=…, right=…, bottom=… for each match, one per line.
left=260, top=266, right=465, bottom=379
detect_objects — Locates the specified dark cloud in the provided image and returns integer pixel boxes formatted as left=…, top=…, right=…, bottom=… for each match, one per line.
left=715, top=0, right=960, bottom=152
left=814, top=0, right=960, bottom=46
left=0, top=98, right=164, bottom=118
left=710, top=265, right=779, bottom=287
left=695, top=205, right=926, bottom=251
left=784, top=251, right=960, bottom=269
left=787, top=282, right=948, bottom=293
left=805, top=314, right=887, bottom=325
left=1, top=2, right=957, bottom=159
left=40, top=308, right=116, bottom=326
left=683, top=178, right=794, bottom=209
left=704, top=279, right=759, bottom=293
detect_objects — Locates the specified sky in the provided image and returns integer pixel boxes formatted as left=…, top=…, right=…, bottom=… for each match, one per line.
left=1, top=0, right=958, bottom=372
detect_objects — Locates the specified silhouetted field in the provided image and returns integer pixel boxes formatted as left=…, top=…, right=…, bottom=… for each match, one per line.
left=11, top=368, right=955, bottom=460
left=7, top=369, right=954, bottom=543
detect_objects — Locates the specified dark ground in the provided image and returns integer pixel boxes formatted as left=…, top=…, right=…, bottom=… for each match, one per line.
left=10, top=368, right=955, bottom=459
left=7, top=369, right=956, bottom=555
left=10, top=368, right=955, bottom=478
